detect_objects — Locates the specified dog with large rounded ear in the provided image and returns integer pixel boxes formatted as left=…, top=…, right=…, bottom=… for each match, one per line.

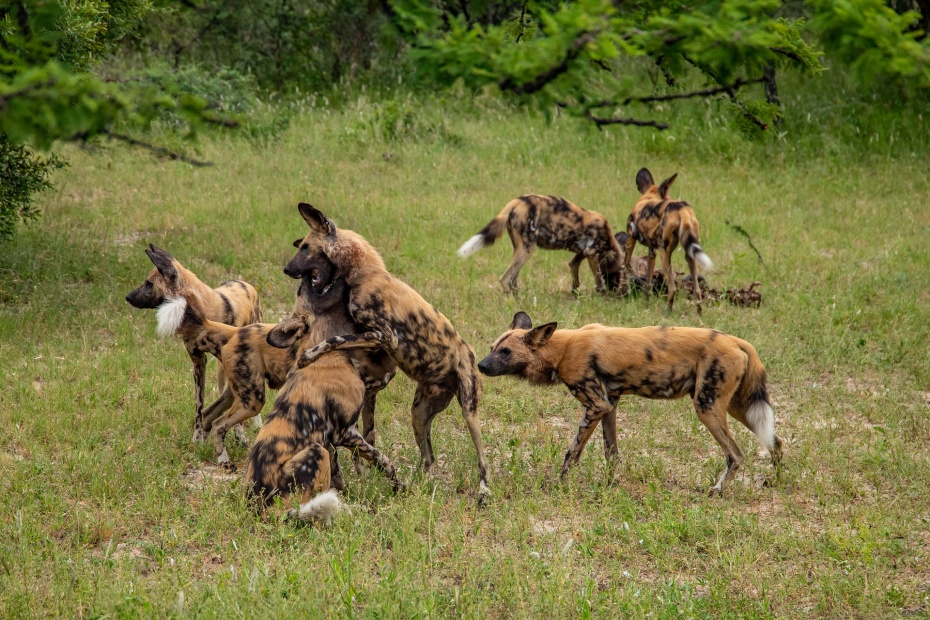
left=523, top=322, right=557, bottom=350
left=267, top=316, right=309, bottom=349
left=145, top=244, right=179, bottom=283
left=298, top=203, right=337, bottom=237
left=510, top=311, right=533, bottom=330
left=636, top=168, right=655, bottom=194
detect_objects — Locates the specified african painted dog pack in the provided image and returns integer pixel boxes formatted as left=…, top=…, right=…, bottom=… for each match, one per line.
left=127, top=166, right=779, bottom=521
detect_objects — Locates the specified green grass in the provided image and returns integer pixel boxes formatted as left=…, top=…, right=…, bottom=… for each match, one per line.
left=2, top=80, right=930, bottom=618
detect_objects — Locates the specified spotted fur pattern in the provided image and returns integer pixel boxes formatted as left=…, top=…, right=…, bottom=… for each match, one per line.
left=478, top=312, right=783, bottom=496
left=285, top=203, right=491, bottom=503
left=126, top=244, right=262, bottom=442
left=457, top=195, right=625, bottom=294
left=623, top=169, right=713, bottom=313
left=245, top=277, right=401, bottom=522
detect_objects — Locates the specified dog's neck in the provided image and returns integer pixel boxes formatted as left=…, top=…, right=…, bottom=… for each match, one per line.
left=524, top=333, right=571, bottom=386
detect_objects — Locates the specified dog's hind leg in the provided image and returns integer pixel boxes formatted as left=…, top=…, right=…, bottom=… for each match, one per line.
left=352, top=390, right=379, bottom=473
left=339, top=428, right=402, bottom=492
left=600, top=406, right=619, bottom=460
left=660, top=247, right=677, bottom=312
left=411, top=384, right=456, bottom=471
left=587, top=256, right=605, bottom=293
left=201, top=387, right=234, bottom=433
left=694, top=358, right=745, bottom=496
left=456, top=368, right=490, bottom=502
left=500, top=234, right=534, bottom=294
left=212, top=390, right=265, bottom=468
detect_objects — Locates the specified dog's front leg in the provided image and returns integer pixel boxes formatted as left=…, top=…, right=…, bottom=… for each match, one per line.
left=299, top=331, right=392, bottom=368
left=189, top=350, right=208, bottom=443
left=560, top=386, right=615, bottom=478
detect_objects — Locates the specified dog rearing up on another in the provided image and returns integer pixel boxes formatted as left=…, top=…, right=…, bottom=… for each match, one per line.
left=286, top=203, right=491, bottom=503
left=623, top=169, right=713, bottom=312
left=245, top=276, right=401, bottom=522
left=155, top=262, right=396, bottom=471
left=477, top=312, right=782, bottom=496
left=126, top=245, right=262, bottom=442
left=457, top=195, right=624, bottom=294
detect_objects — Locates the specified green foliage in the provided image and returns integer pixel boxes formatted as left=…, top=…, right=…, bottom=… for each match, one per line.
left=0, top=136, right=64, bottom=241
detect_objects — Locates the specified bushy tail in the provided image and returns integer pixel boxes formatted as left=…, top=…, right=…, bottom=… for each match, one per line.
left=297, top=489, right=343, bottom=522
left=457, top=201, right=516, bottom=258
left=680, top=220, right=713, bottom=271
left=739, top=346, right=776, bottom=455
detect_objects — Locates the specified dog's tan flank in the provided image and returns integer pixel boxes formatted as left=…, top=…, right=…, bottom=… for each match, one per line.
left=286, top=203, right=491, bottom=503
left=245, top=276, right=401, bottom=522
left=126, top=245, right=262, bottom=442
left=623, top=169, right=712, bottom=312
left=478, top=312, right=782, bottom=496
left=458, top=195, right=625, bottom=294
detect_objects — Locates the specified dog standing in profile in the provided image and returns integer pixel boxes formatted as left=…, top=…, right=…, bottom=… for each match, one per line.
left=286, top=203, right=491, bottom=503
left=245, top=276, right=401, bottom=522
left=623, top=169, right=713, bottom=312
left=126, top=245, right=262, bottom=442
left=457, top=195, right=624, bottom=294
left=477, top=312, right=782, bottom=496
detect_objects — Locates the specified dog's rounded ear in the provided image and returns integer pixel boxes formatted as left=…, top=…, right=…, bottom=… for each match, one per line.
left=145, top=247, right=178, bottom=282
left=267, top=317, right=308, bottom=349
left=510, top=311, right=533, bottom=330
left=658, top=173, right=678, bottom=199
left=298, top=203, right=336, bottom=237
left=523, top=321, right=557, bottom=350
left=636, top=168, right=654, bottom=194
left=292, top=238, right=303, bottom=248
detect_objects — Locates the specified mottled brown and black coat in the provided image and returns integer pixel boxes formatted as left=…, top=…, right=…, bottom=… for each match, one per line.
left=125, top=245, right=262, bottom=442
left=245, top=277, right=400, bottom=521
left=623, top=169, right=713, bottom=312
left=478, top=312, right=782, bottom=496
left=286, top=203, right=491, bottom=502
left=457, top=195, right=625, bottom=294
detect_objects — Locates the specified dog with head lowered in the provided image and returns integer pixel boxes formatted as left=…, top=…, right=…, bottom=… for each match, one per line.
left=478, top=312, right=782, bottom=496
left=245, top=275, right=401, bottom=522
left=457, top=195, right=625, bottom=294
left=623, top=169, right=713, bottom=312
left=285, top=203, right=491, bottom=503
left=126, top=245, right=262, bottom=442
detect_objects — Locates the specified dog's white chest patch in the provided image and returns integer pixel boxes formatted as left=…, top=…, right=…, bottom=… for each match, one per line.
left=156, top=296, right=188, bottom=337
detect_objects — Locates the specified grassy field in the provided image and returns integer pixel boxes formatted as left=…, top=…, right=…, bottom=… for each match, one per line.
left=1, top=85, right=930, bottom=618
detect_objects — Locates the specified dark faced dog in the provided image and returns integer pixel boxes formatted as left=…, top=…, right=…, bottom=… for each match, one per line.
left=478, top=312, right=782, bottom=496
left=284, top=203, right=491, bottom=503
left=457, top=195, right=624, bottom=294
left=245, top=276, right=401, bottom=522
left=126, top=245, right=262, bottom=442
left=623, top=169, right=713, bottom=312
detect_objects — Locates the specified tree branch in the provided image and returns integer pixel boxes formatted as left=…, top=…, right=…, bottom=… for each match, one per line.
left=585, top=110, right=669, bottom=130
left=619, top=77, right=763, bottom=105
left=101, top=131, right=214, bottom=167
left=499, top=30, right=600, bottom=95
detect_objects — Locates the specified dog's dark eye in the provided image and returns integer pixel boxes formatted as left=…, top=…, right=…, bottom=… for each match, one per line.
left=301, top=243, right=309, bottom=252
left=499, top=347, right=511, bottom=357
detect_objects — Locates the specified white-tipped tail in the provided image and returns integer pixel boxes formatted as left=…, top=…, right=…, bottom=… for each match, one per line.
left=156, top=296, right=187, bottom=337
left=297, top=489, right=343, bottom=522
left=457, top=234, right=486, bottom=258
left=688, top=244, right=714, bottom=270
left=746, top=401, right=776, bottom=453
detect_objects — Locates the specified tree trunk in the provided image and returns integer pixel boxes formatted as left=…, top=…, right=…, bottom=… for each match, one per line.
left=762, top=62, right=783, bottom=127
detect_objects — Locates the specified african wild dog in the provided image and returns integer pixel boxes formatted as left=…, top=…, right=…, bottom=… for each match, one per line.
left=623, top=169, right=713, bottom=312
left=609, top=231, right=709, bottom=297
left=457, top=195, right=624, bottom=294
left=245, top=276, right=401, bottom=522
left=126, top=244, right=262, bottom=442
left=478, top=312, right=782, bottom=496
left=286, top=203, right=491, bottom=503
left=154, top=261, right=397, bottom=471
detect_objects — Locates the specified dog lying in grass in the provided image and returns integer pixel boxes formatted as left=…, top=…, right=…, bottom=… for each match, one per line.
left=457, top=195, right=624, bottom=294
left=126, top=244, right=262, bottom=443
left=245, top=276, right=402, bottom=522
left=478, top=312, right=782, bottom=496
left=623, top=169, right=713, bottom=312
left=154, top=261, right=395, bottom=472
